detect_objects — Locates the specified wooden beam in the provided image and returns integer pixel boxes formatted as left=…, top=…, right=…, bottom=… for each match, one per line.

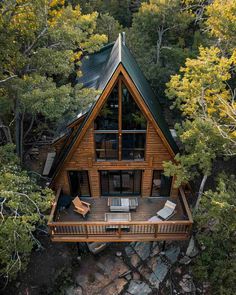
left=47, top=187, right=61, bottom=224
left=50, top=234, right=190, bottom=243
left=179, top=187, right=193, bottom=222
left=118, top=76, right=122, bottom=161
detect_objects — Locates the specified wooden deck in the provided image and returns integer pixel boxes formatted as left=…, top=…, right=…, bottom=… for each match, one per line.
left=54, top=197, right=186, bottom=222
left=48, top=188, right=193, bottom=242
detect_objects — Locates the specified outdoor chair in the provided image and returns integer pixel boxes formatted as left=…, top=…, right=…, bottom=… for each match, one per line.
left=72, top=196, right=91, bottom=218
left=156, top=200, right=176, bottom=220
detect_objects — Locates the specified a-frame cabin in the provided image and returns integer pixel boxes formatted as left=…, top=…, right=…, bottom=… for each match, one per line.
left=48, top=34, right=193, bottom=242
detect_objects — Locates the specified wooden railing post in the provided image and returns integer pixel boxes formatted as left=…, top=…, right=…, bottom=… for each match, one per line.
left=154, top=224, right=158, bottom=238
left=118, top=225, right=121, bottom=237
left=85, top=224, right=88, bottom=238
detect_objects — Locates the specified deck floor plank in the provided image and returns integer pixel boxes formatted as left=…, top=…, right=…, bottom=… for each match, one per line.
left=55, top=197, right=186, bottom=222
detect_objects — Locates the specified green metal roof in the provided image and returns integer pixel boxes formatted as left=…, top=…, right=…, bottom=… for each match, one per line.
left=50, top=34, right=178, bottom=180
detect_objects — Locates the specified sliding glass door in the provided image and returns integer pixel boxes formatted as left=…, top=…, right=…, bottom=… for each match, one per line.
left=100, top=170, right=142, bottom=196
left=68, top=171, right=90, bottom=197
left=151, top=170, right=172, bottom=197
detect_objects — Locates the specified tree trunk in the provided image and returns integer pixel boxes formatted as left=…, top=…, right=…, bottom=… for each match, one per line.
left=0, top=117, right=13, bottom=143
left=194, top=174, right=208, bottom=211
left=15, top=99, right=23, bottom=162
left=156, top=28, right=163, bottom=65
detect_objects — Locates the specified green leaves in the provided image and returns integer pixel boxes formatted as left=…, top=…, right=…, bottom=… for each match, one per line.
left=166, top=47, right=232, bottom=118
left=193, top=174, right=236, bottom=294
left=164, top=118, right=227, bottom=187
left=0, top=145, right=54, bottom=280
left=0, top=1, right=107, bottom=157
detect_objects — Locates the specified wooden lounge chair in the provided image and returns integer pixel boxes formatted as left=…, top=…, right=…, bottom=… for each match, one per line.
left=72, top=196, right=91, bottom=218
left=156, top=200, right=176, bottom=220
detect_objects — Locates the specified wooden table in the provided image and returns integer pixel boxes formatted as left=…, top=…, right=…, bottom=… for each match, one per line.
left=105, top=212, right=131, bottom=222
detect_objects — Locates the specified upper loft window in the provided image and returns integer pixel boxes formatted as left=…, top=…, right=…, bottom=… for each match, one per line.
left=122, top=84, right=146, bottom=130
left=94, top=84, right=118, bottom=130
left=94, top=77, right=147, bottom=161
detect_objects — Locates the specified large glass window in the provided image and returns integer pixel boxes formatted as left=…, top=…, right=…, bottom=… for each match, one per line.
left=100, top=170, right=142, bottom=196
left=68, top=171, right=90, bottom=197
left=151, top=170, right=172, bottom=197
left=122, top=84, right=146, bottom=130
left=94, top=78, right=147, bottom=161
left=94, top=84, right=118, bottom=130
left=95, top=133, right=118, bottom=160
left=122, top=133, right=145, bottom=160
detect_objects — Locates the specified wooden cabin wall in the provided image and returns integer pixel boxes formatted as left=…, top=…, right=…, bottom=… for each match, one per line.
left=54, top=121, right=178, bottom=198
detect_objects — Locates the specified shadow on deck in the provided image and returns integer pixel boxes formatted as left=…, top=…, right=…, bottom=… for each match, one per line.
left=55, top=196, right=188, bottom=222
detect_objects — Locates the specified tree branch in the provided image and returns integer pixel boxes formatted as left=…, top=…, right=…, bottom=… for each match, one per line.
left=0, top=75, right=17, bottom=84
left=24, top=27, right=48, bottom=55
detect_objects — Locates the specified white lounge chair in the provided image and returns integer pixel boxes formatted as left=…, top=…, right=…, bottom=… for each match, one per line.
left=156, top=200, right=176, bottom=220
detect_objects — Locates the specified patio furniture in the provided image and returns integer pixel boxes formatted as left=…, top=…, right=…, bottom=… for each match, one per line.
left=72, top=196, right=91, bottom=218
left=156, top=200, right=176, bottom=220
left=129, top=197, right=139, bottom=210
left=108, top=197, right=139, bottom=212
left=148, top=216, right=162, bottom=222
left=105, top=212, right=131, bottom=230
left=153, top=179, right=161, bottom=188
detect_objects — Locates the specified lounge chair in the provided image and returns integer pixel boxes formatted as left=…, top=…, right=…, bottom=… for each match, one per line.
left=156, top=200, right=176, bottom=220
left=72, top=196, right=91, bottom=218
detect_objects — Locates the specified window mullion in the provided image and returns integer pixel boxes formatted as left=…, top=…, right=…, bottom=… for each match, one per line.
left=118, top=77, right=122, bottom=161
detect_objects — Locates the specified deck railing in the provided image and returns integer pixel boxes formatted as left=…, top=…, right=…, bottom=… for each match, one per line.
left=48, top=187, right=193, bottom=242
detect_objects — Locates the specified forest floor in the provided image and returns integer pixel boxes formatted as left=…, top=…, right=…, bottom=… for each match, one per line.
left=2, top=236, right=207, bottom=295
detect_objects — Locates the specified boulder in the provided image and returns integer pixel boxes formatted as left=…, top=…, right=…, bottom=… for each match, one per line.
left=148, top=257, right=169, bottom=283
left=150, top=243, right=160, bottom=257
left=125, top=246, right=135, bottom=257
left=65, top=286, right=83, bottom=295
left=179, top=255, right=191, bottom=265
left=179, top=274, right=196, bottom=293
left=165, top=246, right=180, bottom=264
left=186, top=237, right=199, bottom=258
left=138, top=265, right=160, bottom=288
left=127, top=280, right=152, bottom=295
left=130, top=254, right=141, bottom=268
left=102, top=278, right=127, bottom=295
left=134, top=242, right=151, bottom=261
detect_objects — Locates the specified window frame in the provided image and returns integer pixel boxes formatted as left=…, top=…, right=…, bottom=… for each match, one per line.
left=68, top=170, right=91, bottom=197
left=151, top=170, right=173, bottom=197
left=99, top=170, right=142, bottom=196
left=94, top=76, right=147, bottom=161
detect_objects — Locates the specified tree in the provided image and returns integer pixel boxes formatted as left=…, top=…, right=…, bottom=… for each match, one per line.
left=74, top=0, right=133, bottom=27
left=128, top=0, right=195, bottom=99
left=164, top=46, right=236, bottom=209
left=193, top=174, right=236, bottom=295
left=0, top=144, right=54, bottom=281
left=96, top=13, right=123, bottom=43
left=0, top=0, right=107, bottom=160
left=164, top=118, right=227, bottom=210
left=206, top=0, right=236, bottom=50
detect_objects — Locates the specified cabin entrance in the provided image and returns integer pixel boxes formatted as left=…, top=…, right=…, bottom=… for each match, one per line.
left=68, top=170, right=91, bottom=197
left=151, top=170, right=172, bottom=197
left=100, top=170, right=142, bottom=196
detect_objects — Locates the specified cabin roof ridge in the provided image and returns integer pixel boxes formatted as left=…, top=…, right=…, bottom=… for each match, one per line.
left=49, top=34, right=179, bottom=182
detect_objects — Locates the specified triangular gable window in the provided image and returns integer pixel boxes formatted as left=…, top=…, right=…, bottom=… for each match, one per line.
left=94, top=84, right=118, bottom=130
left=122, top=83, right=146, bottom=130
left=94, top=76, right=147, bottom=161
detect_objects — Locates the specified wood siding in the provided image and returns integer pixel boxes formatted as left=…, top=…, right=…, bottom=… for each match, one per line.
left=54, top=120, right=176, bottom=198
left=52, top=68, right=177, bottom=198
